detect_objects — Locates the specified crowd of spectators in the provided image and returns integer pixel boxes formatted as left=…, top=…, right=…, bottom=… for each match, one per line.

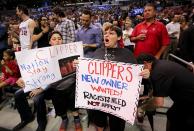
left=0, top=1, right=194, bottom=131
left=0, top=2, right=193, bottom=57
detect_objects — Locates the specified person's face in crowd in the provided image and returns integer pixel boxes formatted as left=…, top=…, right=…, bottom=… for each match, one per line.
left=12, top=37, right=20, bottom=51
left=143, top=6, right=156, bottom=20
left=104, top=28, right=121, bottom=48
left=91, top=16, right=95, bottom=23
left=125, top=16, right=131, bottom=21
left=143, top=61, right=152, bottom=72
left=173, top=15, right=179, bottom=23
left=48, top=15, right=53, bottom=21
left=49, top=33, right=62, bottom=46
left=112, top=20, right=118, bottom=26
left=80, top=14, right=91, bottom=28
left=49, top=21, right=56, bottom=29
left=125, top=20, right=132, bottom=29
left=52, top=13, right=60, bottom=22
left=3, top=52, right=12, bottom=61
left=92, top=15, right=98, bottom=23
left=180, top=18, right=188, bottom=30
left=40, top=17, right=48, bottom=26
left=16, top=7, right=22, bottom=18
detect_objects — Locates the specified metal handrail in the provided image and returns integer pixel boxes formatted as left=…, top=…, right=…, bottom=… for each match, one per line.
left=168, top=53, right=194, bottom=73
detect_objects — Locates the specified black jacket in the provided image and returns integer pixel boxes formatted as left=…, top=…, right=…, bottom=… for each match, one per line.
left=92, top=48, right=137, bottom=64
left=179, top=25, right=194, bottom=62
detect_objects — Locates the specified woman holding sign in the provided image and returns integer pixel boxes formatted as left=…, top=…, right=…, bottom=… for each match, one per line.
left=14, top=31, right=82, bottom=131
left=88, top=25, right=149, bottom=131
left=34, top=31, right=82, bottom=131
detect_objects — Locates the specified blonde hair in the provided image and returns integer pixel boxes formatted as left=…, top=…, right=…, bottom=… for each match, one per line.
left=102, top=22, right=112, bottom=33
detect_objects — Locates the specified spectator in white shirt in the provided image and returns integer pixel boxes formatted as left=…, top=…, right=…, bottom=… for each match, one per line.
left=123, top=18, right=135, bottom=52
left=166, top=15, right=181, bottom=39
left=166, top=14, right=181, bottom=54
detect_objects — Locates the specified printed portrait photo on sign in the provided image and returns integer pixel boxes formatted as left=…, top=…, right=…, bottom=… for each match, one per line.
left=59, top=55, right=79, bottom=77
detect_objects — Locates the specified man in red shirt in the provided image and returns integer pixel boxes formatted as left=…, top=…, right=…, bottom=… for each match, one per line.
left=130, top=3, right=170, bottom=59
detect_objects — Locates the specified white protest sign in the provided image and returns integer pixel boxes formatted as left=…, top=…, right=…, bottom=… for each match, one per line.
left=15, top=42, right=83, bottom=92
left=75, top=58, right=143, bottom=125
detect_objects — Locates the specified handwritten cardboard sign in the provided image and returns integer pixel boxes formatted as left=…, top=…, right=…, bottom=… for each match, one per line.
left=75, top=58, right=143, bottom=125
left=15, top=42, right=83, bottom=92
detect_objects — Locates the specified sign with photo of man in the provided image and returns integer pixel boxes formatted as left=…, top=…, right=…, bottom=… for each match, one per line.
left=15, top=42, right=83, bottom=92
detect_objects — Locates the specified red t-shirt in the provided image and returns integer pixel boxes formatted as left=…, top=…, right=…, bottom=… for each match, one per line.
left=1, top=60, right=20, bottom=80
left=131, top=20, right=170, bottom=57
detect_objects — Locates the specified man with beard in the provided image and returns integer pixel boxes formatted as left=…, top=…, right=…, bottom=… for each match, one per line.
left=16, top=5, right=36, bottom=50
left=130, top=3, right=170, bottom=59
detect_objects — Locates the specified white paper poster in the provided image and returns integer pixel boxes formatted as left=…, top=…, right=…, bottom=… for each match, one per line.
left=15, top=42, right=83, bottom=92
left=75, top=58, right=143, bottom=125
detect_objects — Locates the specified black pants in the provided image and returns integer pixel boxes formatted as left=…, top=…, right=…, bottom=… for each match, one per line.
left=44, top=85, right=77, bottom=117
left=15, top=83, right=77, bottom=126
left=36, top=83, right=77, bottom=126
left=167, top=103, right=194, bottom=131
left=14, top=89, right=34, bottom=121
left=91, top=110, right=125, bottom=131
left=33, top=90, right=51, bottom=127
left=15, top=88, right=52, bottom=127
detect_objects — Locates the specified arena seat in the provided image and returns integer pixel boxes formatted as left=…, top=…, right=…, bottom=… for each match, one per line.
left=0, top=86, right=19, bottom=110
